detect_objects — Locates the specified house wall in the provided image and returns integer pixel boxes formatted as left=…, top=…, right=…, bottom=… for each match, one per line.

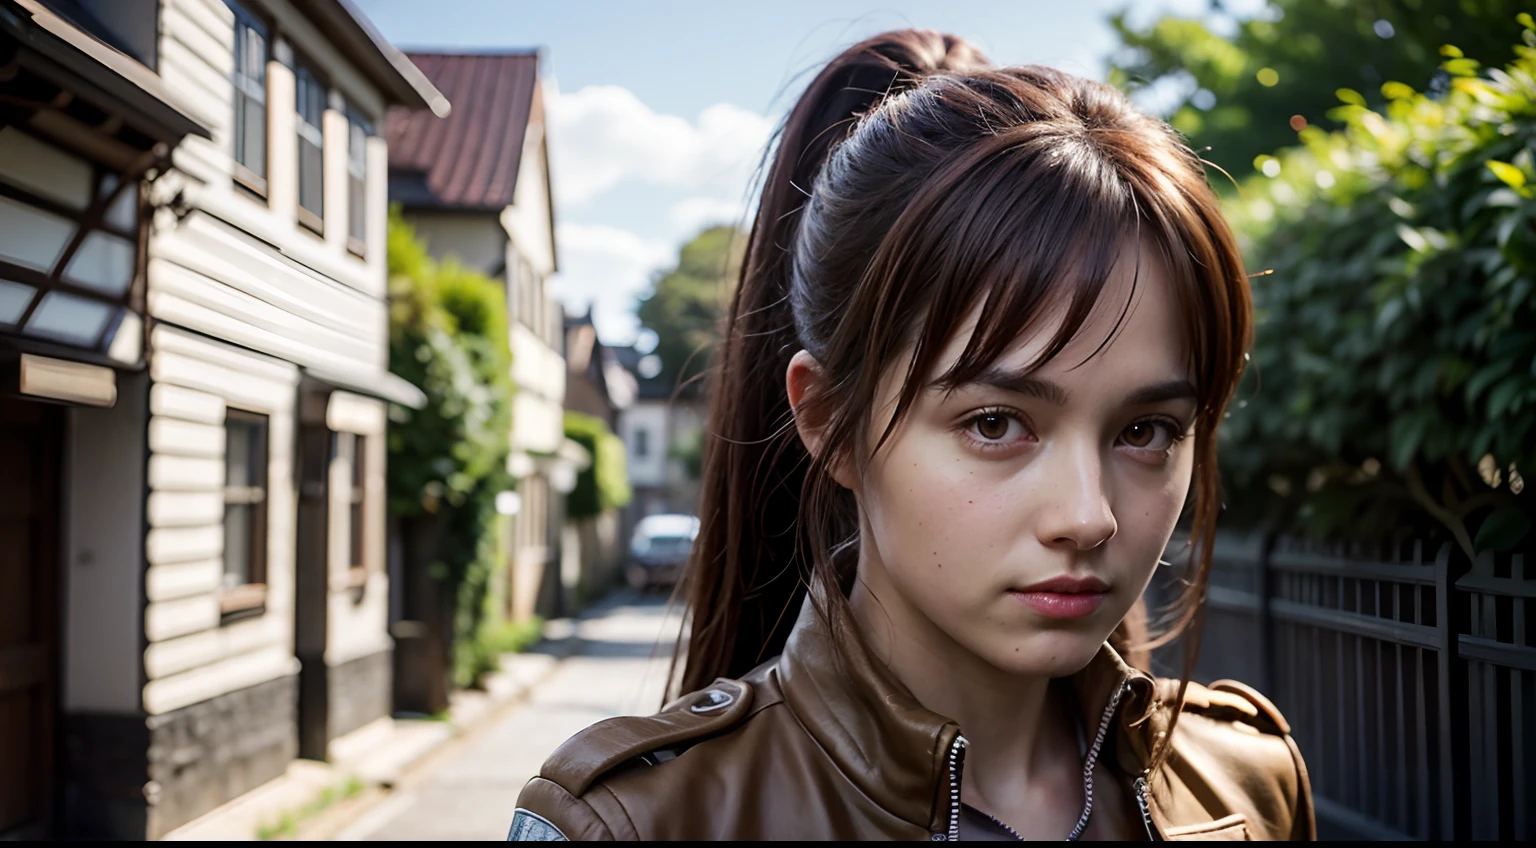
left=62, top=373, right=149, bottom=714
left=500, top=84, right=554, bottom=281
left=404, top=211, right=507, bottom=276
left=621, top=402, right=668, bottom=488
left=126, top=0, right=403, bottom=833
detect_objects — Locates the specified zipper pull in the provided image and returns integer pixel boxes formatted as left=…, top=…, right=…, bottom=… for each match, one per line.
left=1133, top=776, right=1160, bottom=841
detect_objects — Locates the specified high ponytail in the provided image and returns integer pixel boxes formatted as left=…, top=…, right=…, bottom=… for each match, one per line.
left=670, top=32, right=1251, bottom=766
left=670, top=31, right=991, bottom=696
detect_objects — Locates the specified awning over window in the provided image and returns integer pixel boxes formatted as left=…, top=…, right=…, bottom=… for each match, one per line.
left=0, top=0, right=210, bottom=370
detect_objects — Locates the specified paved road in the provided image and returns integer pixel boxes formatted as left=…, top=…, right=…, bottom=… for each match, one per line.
left=336, top=591, right=683, bottom=841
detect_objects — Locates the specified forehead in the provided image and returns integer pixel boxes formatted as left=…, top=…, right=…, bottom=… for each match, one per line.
left=933, top=241, right=1190, bottom=387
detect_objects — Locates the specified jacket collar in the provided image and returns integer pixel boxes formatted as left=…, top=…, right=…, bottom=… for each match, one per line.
left=775, top=595, right=1159, bottom=834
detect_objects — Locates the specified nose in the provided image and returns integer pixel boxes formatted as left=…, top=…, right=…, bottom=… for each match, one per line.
left=1035, top=440, right=1117, bottom=551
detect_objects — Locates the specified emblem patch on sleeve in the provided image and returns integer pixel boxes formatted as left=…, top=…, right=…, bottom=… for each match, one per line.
left=508, top=808, right=568, bottom=841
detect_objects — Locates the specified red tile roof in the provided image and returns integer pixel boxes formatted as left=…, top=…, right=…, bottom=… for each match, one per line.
left=386, top=51, right=539, bottom=210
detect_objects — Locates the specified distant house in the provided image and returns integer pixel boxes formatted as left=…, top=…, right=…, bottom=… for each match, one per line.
left=386, top=50, right=584, bottom=629
left=613, top=346, right=708, bottom=522
left=0, top=0, right=445, bottom=839
left=565, top=306, right=637, bottom=429
left=561, top=306, right=637, bottom=600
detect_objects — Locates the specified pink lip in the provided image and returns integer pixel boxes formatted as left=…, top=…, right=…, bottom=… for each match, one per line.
left=1008, top=574, right=1111, bottom=620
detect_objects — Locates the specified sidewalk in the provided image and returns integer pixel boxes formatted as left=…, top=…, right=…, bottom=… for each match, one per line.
left=159, top=613, right=590, bottom=842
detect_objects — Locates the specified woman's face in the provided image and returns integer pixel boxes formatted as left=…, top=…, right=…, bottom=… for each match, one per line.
left=849, top=243, right=1195, bottom=678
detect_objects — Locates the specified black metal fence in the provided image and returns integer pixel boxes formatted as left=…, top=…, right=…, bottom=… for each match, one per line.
left=1151, top=533, right=1534, bottom=841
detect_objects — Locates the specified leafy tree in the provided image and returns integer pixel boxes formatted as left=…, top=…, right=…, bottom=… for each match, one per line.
left=1109, top=0, right=1530, bottom=183
left=1218, top=18, right=1536, bottom=556
left=386, top=209, right=515, bottom=688
left=634, top=226, right=744, bottom=395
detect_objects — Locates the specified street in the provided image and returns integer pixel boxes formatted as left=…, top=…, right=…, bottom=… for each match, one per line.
left=334, top=592, right=684, bottom=841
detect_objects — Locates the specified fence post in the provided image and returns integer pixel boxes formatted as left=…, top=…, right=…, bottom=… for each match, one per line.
left=1434, top=542, right=1470, bottom=840
left=1257, top=528, right=1277, bottom=696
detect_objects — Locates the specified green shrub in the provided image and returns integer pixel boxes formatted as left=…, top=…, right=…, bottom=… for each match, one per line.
left=564, top=412, right=632, bottom=520
left=386, top=209, right=515, bottom=689
left=1219, top=17, right=1536, bottom=556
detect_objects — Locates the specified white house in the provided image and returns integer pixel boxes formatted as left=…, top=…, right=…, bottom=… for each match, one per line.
left=0, top=0, right=445, bottom=838
left=387, top=50, right=584, bottom=628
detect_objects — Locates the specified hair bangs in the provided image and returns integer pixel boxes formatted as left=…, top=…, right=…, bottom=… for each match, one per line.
left=859, top=126, right=1147, bottom=447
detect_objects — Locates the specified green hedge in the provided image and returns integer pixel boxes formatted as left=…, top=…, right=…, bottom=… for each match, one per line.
left=1219, top=17, right=1536, bottom=556
left=564, top=411, right=632, bottom=520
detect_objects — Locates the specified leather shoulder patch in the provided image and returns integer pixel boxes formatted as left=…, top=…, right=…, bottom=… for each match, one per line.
left=539, top=678, right=755, bottom=796
left=1200, top=678, right=1291, bottom=735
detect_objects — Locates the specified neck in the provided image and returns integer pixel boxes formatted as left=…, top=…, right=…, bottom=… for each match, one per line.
left=849, top=547, right=1081, bottom=810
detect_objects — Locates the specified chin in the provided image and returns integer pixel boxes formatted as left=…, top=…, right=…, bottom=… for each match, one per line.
left=976, top=626, right=1107, bottom=678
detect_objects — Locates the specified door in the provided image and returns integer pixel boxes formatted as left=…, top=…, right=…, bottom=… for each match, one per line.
left=0, top=398, right=63, bottom=837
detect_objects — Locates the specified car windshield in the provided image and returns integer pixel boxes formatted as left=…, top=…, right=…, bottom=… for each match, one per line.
left=643, top=535, right=693, bottom=556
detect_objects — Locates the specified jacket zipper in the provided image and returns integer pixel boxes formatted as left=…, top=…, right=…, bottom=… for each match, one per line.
left=943, top=734, right=968, bottom=840
left=1133, top=776, right=1161, bottom=841
left=939, top=677, right=1135, bottom=841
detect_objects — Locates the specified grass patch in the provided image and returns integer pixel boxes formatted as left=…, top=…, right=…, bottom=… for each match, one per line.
left=480, top=616, right=545, bottom=654
left=255, top=776, right=366, bottom=840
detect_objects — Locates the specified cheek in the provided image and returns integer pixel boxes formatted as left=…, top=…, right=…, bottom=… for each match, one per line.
left=1110, top=453, right=1194, bottom=582
left=860, top=436, right=1017, bottom=584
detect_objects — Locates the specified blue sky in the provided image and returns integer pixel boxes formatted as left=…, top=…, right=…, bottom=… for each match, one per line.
left=356, top=0, right=1263, bottom=344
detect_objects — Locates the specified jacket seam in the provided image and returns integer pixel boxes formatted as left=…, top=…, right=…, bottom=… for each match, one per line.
left=775, top=693, right=936, bottom=835
left=595, top=780, right=641, bottom=839
left=1284, top=732, right=1316, bottom=840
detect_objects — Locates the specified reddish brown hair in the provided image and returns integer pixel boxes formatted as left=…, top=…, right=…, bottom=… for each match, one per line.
left=671, top=29, right=1252, bottom=767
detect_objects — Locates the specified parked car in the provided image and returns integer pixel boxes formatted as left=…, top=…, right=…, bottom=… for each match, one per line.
left=625, top=513, right=700, bottom=591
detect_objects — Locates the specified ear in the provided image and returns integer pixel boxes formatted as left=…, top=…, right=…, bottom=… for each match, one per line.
left=786, top=350, right=855, bottom=489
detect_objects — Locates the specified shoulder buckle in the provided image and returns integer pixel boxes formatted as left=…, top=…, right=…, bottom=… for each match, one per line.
left=540, top=679, right=755, bottom=796
left=1207, top=678, right=1291, bottom=735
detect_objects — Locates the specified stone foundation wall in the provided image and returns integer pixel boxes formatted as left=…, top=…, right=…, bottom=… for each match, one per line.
left=62, top=713, right=151, bottom=840
left=145, top=674, right=297, bottom=839
left=61, top=674, right=298, bottom=839
left=328, top=648, right=392, bottom=743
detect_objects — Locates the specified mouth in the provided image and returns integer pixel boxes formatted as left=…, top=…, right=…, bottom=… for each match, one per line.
left=1007, top=574, right=1111, bottom=620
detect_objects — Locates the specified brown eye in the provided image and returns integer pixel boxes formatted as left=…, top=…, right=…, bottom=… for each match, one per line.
left=1119, top=419, right=1178, bottom=452
left=976, top=414, right=1010, bottom=441
left=1123, top=422, right=1156, bottom=448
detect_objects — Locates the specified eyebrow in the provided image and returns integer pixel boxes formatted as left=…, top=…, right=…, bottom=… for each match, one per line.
left=965, top=368, right=1197, bottom=407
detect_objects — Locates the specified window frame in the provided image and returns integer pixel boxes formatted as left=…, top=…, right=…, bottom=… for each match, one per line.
left=221, top=408, right=270, bottom=620
left=293, top=54, right=327, bottom=234
left=345, top=431, right=368, bottom=593
left=226, top=0, right=270, bottom=199
left=345, top=104, right=373, bottom=257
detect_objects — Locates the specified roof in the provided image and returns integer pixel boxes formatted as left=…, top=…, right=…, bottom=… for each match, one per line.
left=386, top=51, right=540, bottom=210
left=297, top=0, right=449, bottom=116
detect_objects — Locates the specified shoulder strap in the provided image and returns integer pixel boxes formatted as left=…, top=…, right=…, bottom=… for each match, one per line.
left=540, top=678, right=755, bottom=796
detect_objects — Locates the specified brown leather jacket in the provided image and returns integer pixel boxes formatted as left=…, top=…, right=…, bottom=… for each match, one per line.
left=511, top=600, right=1314, bottom=841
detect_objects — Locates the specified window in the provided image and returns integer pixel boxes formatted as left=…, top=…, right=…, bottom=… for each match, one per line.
left=346, top=107, right=372, bottom=254
left=295, top=61, right=326, bottom=230
left=228, top=0, right=268, bottom=194
left=635, top=428, right=649, bottom=459
left=343, top=433, right=368, bottom=587
left=223, top=410, right=269, bottom=616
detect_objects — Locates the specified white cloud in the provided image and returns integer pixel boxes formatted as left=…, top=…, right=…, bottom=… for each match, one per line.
left=553, top=222, right=674, bottom=343
left=547, top=84, right=776, bottom=207
left=669, top=195, right=750, bottom=236
left=544, top=83, right=774, bottom=345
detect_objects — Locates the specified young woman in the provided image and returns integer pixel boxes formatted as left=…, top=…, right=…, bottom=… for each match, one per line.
left=511, top=29, right=1313, bottom=841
